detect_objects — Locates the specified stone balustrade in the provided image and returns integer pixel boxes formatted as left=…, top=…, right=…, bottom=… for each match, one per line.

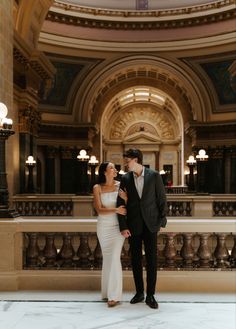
left=1, top=195, right=235, bottom=292
left=12, top=194, right=236, bottom=217
left=23, top=231, right=235, bottom=271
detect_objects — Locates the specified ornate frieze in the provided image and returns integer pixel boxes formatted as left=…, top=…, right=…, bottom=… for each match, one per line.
left=47, top=0, right=236, bottom=30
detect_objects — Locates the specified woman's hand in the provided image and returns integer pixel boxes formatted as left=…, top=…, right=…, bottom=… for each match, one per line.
left=121, top=229, right=131, bottom=238
left=119, top=188, right=128, bottom=203
left=116, top=205, right=127, bottom=215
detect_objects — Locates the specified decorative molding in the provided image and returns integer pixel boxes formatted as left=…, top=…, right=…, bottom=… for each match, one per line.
left=13, top=34, right=56, bottom=80
left=47, top=1, right=236, bottom=30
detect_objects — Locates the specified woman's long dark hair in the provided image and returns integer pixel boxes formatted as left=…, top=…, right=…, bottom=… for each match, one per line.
left=97, top=162, right=110, bottom=184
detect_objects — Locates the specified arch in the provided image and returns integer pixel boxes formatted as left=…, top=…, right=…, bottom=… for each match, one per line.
left=14, top=0, right=53, bottom=47
left=73, top=55, right=209, bottom=124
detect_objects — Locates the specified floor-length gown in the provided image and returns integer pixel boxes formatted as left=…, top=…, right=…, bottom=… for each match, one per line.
left=97, top=190, right=125, bottom=302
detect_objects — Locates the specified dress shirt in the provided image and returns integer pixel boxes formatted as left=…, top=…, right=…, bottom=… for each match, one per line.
left=133, top=166, right=145, bottom=198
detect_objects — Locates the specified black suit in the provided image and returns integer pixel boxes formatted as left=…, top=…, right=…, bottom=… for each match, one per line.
left=117, top=167, right=167, bottom=295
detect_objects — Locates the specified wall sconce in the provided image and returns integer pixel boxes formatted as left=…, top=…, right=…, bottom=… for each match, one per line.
left=186, top=155, right=196, bottom=192
left=77, top=149, right=90, bottom=161
left=76, top=149, right=90, bottom=195
left=0, top=102, right=18, bottom=218
left=196, top=149, right=209, bottom=193
left=0, top=102, right=13, bottom=130
left=26, top=155, right=36, bottom=166
left=196, top=149, right=209, bottom=161
left=159, top=169, right=167, bottom=185
left=25, top=155, right=36, bottom=193
left=88, top=155, right=99, bottom=191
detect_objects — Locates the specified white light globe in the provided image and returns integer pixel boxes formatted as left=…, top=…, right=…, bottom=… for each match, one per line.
left=0, top=102, right=8, bottom=119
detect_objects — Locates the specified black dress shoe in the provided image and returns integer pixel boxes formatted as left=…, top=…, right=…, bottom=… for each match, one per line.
left=145, top=295, right=159, bottom=309
left=130, top=292, right=144, bottom=304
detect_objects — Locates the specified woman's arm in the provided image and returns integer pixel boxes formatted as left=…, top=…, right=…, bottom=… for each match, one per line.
left=93, top=184, right=126, bottom=215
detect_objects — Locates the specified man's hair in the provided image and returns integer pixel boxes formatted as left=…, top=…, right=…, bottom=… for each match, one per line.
left=123, top=148, right=143, bottom=164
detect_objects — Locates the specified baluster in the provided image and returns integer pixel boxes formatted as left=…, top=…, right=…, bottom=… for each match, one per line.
left=77, top=233, right=92, bottom=268
left=58, top=233, right=75, bottom=267
left=38, top=202, right=44, bottom=215
left=173, top=203, right=178, bottom=216
left=228, top=203, right=234, bottom=216
left=26, top=233, right=40, bottom=267
left=167, top=202, right=171, bottom=216
left=31, top=202, right=37, bottom=215
left=214, top=233, right=229, bottom=268
left=230, top=235, right=236, bottom=268
left=157, top=234, right=165, bottom=269
left=213, top=202, right=219, bottom=216
left=186, top=202, right=192, bottom=216
left=43, top=233, right=57, bottom=267
left=59, top=202, right=64, bottom=215
left=93, top=237, right=102, bottom=269
left=179, top=203, right=184, bottom=216
left=197, top=233, right=212, bottom=268
left=221, top=203, right=227, bottom=216
left=121, top=239, right=131, bottom=270
left=25, top=202, right=30, bottom=215
left=163, top=233, right=176, bottom=268
left=180, top=233, right=194, bottom=268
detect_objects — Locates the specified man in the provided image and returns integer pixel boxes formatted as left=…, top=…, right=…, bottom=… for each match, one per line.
left=117, top=148, right=167, bottom=309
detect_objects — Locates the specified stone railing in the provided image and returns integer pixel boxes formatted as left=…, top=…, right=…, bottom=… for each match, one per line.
left=0, top=217, right=235, bottom=292
left=12, top=194, right=236, bottom=218
left=24, top=231, right=236, bottom=271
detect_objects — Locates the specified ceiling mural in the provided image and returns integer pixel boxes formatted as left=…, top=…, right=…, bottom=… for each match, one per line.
left=201, top=60, right=236, bottom=105
left=39, top=61, right=84, bottom=107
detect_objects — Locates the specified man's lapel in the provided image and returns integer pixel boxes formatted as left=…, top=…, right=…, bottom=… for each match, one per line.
left=142, top=168, right=150, bottom=198
left=128, top=171, right=140, bottom=199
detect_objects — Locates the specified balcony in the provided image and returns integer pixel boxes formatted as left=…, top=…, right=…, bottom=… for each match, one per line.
left=0, top=194, right=235, bottom=292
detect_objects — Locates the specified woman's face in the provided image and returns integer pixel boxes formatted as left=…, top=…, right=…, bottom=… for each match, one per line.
left=105, top=162, right=117, bottom=178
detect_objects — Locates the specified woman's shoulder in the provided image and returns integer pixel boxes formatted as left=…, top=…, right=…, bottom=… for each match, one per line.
left=93, top=184, right=101, bottom=192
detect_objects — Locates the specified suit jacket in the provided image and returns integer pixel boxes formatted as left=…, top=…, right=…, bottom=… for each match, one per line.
left=117, top=167, right=167, bottom=235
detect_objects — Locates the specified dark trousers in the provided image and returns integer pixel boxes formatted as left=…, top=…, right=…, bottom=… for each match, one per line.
left=129, top=222, right=157, bottom=296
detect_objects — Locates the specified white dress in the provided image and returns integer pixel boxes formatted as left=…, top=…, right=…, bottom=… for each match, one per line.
left=97, top=189, right=125, bottom=302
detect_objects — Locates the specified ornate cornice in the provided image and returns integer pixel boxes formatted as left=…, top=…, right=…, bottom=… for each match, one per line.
left=13, top=34, right=56, bottom=80
left=47, top=0, right=236, bottom=30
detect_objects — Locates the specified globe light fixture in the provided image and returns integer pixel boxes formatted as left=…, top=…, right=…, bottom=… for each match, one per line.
left=0, top=102, right=18, bottom=218
left=186, top=155, right=197, bottom=192
left=88, top=155, right=99, bottom=191
left=25, top=156, right=37, bottom=193
left=196, top=149, right=209, bottom=193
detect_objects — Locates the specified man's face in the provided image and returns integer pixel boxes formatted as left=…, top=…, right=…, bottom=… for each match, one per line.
left=124, top=157, right=137, bottom=172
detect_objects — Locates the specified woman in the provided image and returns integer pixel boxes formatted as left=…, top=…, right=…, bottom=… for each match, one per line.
left=93, top=162, right=127, bottom=307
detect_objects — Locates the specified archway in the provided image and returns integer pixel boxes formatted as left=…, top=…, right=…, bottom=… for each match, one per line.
left=100, top=86, right=184, bottom=185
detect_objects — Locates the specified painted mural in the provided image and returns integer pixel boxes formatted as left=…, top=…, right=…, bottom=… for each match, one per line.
left=201, top=60, right=236, bottom=105
left=40, top=61, right=84, bottom=106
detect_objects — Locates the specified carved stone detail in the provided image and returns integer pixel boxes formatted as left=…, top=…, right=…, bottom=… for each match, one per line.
left=18, top=106, right=41, bottom=135
left=110, top=106, right=175, bottom=141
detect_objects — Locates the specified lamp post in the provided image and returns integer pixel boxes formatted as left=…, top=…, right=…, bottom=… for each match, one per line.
left=0, top=102, right=18, bottom=218
left=76, top=149, right=90, bottom=195
left=186, top=155, right=196, bottom=192
left=88, top=155, right=99, bottom=192
left=196, top=149, right=209, bottom=193
left=25, top=155, right=36, bottom=193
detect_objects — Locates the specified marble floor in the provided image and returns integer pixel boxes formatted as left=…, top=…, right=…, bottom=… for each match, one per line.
left=0, top=291, right=235, bottom=329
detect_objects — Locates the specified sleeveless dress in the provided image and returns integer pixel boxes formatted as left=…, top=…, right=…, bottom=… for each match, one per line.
left=97, top=189, right=125, bottom=302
